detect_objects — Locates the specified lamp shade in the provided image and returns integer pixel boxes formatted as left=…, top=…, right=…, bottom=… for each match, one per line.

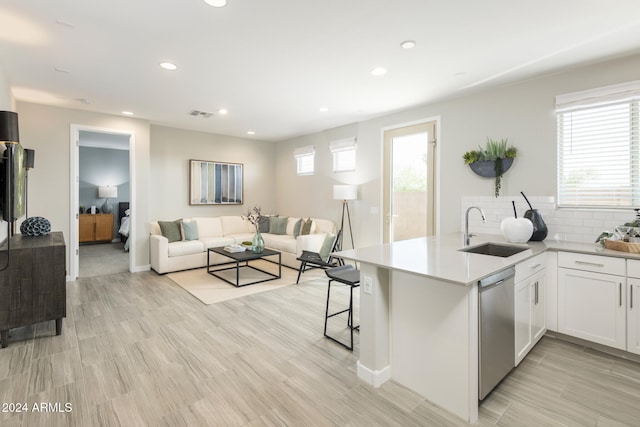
left=98, top=186, right=117, bottom=198
left=333, top=184, right=358, bottom=201
left=0, top=111, right=19, bottom=143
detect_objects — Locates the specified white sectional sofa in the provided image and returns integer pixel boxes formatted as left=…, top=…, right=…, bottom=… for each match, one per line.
left=149, top=216, right=337, bottom=274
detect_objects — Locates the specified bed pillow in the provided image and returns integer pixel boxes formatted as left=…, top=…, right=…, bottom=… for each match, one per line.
left=158, top=220, right=182, bottom=243
left=182, top=221, right=199, bottom=241
left=269, top=216, right=288, bottom=235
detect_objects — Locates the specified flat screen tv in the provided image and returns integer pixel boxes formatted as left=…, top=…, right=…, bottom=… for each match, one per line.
left=0, top=142, right=26, bottom=223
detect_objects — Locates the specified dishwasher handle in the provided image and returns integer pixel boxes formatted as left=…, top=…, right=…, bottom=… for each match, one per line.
left=479, top=267, right=515, bottom=290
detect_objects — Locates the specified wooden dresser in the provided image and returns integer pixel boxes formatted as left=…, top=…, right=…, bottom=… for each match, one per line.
left=0, top=232, right=66, bottom=348
left=79, top=213, right=114, bottom=243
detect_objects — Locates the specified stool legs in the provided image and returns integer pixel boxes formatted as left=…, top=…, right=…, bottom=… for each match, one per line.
left=323, top=279, right=359, bottom=351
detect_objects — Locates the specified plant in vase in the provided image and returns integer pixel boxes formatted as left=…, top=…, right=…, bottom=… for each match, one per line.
left=463, top=138, right=517, bottom=197
left=243, top=206, right=265, bottom=253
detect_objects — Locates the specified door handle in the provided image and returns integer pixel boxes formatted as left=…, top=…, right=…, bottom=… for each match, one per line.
left=631, top=285, right=634, bottom=310
left=620, top=283, right=623, bottom=307
left=575, top=260, right=605, bottom=268
left=534, top=281, right=539, bottom=305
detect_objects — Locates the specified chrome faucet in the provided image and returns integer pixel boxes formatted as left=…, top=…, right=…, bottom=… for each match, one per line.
left=464, top=206, right=487, bottom=246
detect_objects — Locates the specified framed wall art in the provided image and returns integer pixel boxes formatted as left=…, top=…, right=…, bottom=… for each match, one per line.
left=189, top=159, right=243, bottom=205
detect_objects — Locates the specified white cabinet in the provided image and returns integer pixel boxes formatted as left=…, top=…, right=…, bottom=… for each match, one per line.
left=558, top=252, right=626, bottom=350
left=626, top=260, right=640, bottom=355
left=514, top=253, right=546, bottom=366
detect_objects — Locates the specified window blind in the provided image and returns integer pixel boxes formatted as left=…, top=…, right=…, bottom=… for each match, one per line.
left=330, top=137, right=357, bottom=172
left=557, top=98, right=640, bottom=207
left=294, top=145, right=314, bottom=175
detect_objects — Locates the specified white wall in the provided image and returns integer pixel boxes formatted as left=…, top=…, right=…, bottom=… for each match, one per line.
left=16, top=102, right=151, bottom=272
left=276, top=53, right=640, bottom=248
left=149, top=125, right=276, bottom=220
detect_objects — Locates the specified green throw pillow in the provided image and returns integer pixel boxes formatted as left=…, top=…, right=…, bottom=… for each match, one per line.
left=319, top=233, right=336, bottom=262
left=300, top=218, right=313, bottom=235
left=258, top=215, right=270, bottom=233
left=269, top=216, right=288, bottom=235
left=182, top=221, right=199, bottom=241
left=158, top=220, right=182, bottom=243
left=293, top=219, right=303, bottom=238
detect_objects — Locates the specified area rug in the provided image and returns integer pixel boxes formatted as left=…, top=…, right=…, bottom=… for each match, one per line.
left=166, top=259, right=326, bottom=304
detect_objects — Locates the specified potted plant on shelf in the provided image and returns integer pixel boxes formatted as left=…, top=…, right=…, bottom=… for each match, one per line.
left=463, top=138, right=517, bottom=197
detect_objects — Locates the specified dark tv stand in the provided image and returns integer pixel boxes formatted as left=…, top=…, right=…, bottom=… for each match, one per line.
left=0, top=232, right=66, bottom=348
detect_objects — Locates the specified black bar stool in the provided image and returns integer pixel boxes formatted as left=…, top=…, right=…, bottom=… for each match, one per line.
left=324, top=265, right=360, bottom=351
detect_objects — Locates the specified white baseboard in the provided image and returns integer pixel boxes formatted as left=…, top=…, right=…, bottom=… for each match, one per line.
left=132, top=264, right=151, bottom=273
left=357, top=361, right=391, bottom=388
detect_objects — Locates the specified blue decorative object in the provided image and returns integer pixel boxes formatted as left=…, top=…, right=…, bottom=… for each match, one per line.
left=20, top=216, right=51, bottom=236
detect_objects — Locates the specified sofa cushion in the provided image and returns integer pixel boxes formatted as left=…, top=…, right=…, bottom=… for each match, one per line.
left=263, top=234, right=297, bottom=253
left=182, top=221, right=199, bottom=241
left=199, top=236, right=236, bottom=249
left=286, top=217, right=301, bottom=236
left=293, top=219, right=303, bottom=238
left=221, top=216, right=252, bottom=235
left=194, top=217, right=223, bottom=238
left=159, top=220, right=182, bottom=243
left=168, top=240, right=205, bottom=257
left=258, top=215, right=270, bottom=233
left=300, top=218, right=314, bottom=235
left=269, top=217, right=288, bottom=235
left=319, top=233, right=337, bottom=261
left=313, top=218, right=335, bottom=235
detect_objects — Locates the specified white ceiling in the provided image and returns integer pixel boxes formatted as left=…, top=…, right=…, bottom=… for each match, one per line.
left=2, top=0, right=640, bottom=142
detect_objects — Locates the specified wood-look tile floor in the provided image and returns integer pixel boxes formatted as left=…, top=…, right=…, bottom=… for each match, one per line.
left=2, top=270, right=640, bottom=426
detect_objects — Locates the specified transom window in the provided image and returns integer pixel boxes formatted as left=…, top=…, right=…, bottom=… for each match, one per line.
left=556, top=81, right=640, bottom=208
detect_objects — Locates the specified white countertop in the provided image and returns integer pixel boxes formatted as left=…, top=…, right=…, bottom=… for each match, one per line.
left=333, top=233, right=640, bottom=286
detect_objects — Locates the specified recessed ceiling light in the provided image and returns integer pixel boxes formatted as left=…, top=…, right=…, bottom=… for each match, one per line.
left=160, top=62, right=178, bottom=70
left=319, top=107, right=329, bottom=112
left=218, top=108, right=228, bottom=115
left=122, top=111, right=133, bottom=116
left=247, top=131, right=255, bottom=135
left=204, top=0, right=227, bottom=7
left=400, top=40, right=416, bottom=49
left=371, top=67, right=387, bottom=77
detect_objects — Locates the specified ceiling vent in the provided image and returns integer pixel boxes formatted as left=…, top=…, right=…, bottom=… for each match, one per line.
left=188, top=110, right=214, bottom=118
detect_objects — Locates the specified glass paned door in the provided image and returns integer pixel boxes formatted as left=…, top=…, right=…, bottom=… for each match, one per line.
left=383, top=121, right=436, bottom=243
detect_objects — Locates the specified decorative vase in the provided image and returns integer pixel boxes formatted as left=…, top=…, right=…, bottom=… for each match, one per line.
left=252, top=230, right=265, bottom=253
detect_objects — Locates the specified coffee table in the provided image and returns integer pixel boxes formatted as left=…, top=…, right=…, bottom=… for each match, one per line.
left=207, top=247, right=282, bottom=287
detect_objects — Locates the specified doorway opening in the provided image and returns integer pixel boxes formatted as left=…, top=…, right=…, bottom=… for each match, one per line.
left=69, top=125, right=136, bottom=280
left=383, top=120, right=437, bottom=243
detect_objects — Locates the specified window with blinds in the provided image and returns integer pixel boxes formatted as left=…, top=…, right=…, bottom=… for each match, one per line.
left=556, top=81, right=640, bottom=208
left=330, top=137, right=357, bottom=172
left=294, top=145, right=314, bottom=175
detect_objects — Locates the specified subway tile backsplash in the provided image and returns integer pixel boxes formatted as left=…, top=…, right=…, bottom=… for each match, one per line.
left=461, top=196, right=638, bottom=244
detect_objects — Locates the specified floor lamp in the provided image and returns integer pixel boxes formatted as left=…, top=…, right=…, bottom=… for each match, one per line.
left=333, top=184, right=357, bottom=250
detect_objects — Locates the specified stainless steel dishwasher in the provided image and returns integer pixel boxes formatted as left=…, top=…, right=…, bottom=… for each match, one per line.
left=478, top=266, right=515, bottom=400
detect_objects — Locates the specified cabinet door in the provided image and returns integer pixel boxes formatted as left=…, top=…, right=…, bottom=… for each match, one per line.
left=531, top=272, right=546, bottom=344
left=78, top=214, right=95, bottom=243
left=514, top=279, right=532, bottom=366
left=558, top=268, right=626, bottom=350
left=95, top=214, right=114, bottom=241
left=628, top=281, right=640, bottom=355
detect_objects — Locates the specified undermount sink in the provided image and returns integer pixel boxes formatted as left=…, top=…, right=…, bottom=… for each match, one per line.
left=459, top=243, right=528, bottom=257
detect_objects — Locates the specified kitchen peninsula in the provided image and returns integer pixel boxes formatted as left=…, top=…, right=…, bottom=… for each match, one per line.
left=334, top=233, right=549, bottom=423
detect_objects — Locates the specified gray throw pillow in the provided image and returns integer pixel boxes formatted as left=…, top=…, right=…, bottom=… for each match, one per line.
left=319, top=233, right=336, bottom=261
left=158, top=220, right=182, bottom=243
left=182, top=221, right=199, bottom=241
left=258, top=215, right=270, bottom=233
left=269, top=216, right=288, bottom=235
left=293, top=219, right=303, bottom=238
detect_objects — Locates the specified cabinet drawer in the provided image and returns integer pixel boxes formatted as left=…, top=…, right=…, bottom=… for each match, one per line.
left=515, top=252, right=547, bottom=283
left=628, top=259, right=640, bottom=279
left=558, top=252, right=625, bottom=276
